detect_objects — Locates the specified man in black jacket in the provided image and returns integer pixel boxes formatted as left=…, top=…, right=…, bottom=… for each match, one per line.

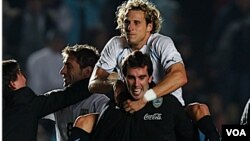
left=2, top=59, right=91, bottom=141
left=69, top=51, right=198, bottom=141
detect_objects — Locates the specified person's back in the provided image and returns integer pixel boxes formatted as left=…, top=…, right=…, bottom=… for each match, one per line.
left=3, top=86, right=43, bottom=141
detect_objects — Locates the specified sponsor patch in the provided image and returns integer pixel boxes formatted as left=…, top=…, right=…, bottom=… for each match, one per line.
left=144, top=113, right=162, bottom=120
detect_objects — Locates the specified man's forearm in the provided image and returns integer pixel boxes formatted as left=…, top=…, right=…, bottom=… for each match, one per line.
left=153, top=63, right=187, bottom=98
left=88, top=79, right=114, bottom=94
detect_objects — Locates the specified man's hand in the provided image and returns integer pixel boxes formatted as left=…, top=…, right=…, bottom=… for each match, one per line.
left=185, top=102, right=210, bottom=121
left=113, top=80, right=126, bottom=104
left=123, top=98, right=147, bottom=113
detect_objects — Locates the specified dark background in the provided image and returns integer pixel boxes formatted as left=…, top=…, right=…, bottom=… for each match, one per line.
left=3, top=0, right=250, bottom=138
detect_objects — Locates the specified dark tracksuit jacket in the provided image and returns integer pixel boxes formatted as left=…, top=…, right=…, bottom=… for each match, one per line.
left=90, top=94, right=198, bottom=141
left=3, top=78, right=91, bottom=141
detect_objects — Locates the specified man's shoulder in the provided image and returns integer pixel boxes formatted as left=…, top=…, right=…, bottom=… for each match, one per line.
left=107, top=36, right=128, bottom=49
left=89, top=93, right=110, bottom=101
left=158, top=95, right=182, bottom=106
left=110, top=35, right=126, bottom=41
left=76, top=93, right=110, bottom=105
left=148, top=33, right=173, bottom=46
left=100, top=36, right=130, bottom=60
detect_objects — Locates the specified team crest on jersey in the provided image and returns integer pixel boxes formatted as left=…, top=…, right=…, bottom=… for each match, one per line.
left=152, top=97, right=163, bottom=108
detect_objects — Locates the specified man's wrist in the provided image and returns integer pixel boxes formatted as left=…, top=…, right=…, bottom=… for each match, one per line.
left=143, top=89, right=157, bottom=102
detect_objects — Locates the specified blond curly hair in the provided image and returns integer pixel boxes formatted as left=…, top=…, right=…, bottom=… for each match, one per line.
left=116, top=0, right=162, bottom=36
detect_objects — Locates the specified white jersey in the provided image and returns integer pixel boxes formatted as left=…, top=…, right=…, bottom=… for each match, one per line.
left=54, top=94, right=109, bottom=141
left=96, top=33, right=185, bottom=105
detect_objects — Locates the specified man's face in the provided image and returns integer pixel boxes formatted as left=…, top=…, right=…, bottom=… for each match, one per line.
left=125, top=66, right=152, bottom=100
left=60, top=55, right=89, bottom=87
left=124, top=10, right=152, bottom=50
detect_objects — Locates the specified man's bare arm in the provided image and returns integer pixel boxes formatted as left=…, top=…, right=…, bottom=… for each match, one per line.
left=73, top=113, right=99, bottom=133
left=88, top=66, right=118, bottom=94
left=152, top=62, right=187, bottom=98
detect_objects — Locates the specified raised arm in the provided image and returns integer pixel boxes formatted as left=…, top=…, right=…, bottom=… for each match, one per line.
left=88, top=66, right=118, bottom=94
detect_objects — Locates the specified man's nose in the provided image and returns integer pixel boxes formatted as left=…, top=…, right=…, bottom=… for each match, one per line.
left=128, top=23, right=135, bottom=31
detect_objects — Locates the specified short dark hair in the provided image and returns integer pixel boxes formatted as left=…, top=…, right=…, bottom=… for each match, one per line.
left=62, top=44, right=100, bottom=69
left=122, top=51, right=153, bottom=76
left=3, top=59, right=20, bottom=89
left=2, top=59, right=20, bottom=108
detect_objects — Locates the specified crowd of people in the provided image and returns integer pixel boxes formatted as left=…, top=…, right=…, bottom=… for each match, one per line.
left=3, top=0, right=250, bottom=141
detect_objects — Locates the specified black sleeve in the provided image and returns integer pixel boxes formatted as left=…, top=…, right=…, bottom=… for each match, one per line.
left=68, top=127, right=90, bottom=141
left=166, top=96, right=199, bottom=141
left=196, top=115, right=221, bottom=141
left=91, top=102, right=132, bottom=141
left=34, top=78, right=91, bottom=118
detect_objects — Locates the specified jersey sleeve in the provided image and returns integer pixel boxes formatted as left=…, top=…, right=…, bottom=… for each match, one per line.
left=153, top=36, right=183, bottom=70
left=96, top=37, right=120, bottom=73
left=165, top=95, right=197, bottom=141
left=68, top=127, right=90, bottom=141
left=93, top=94, right=110, bottom=113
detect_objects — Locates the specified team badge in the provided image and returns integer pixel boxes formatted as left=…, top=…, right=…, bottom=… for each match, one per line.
left=152, top=97, right=163, bottom=108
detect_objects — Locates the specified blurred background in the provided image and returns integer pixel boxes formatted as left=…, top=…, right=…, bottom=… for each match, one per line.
left=2, top=0, right=250, bottom=140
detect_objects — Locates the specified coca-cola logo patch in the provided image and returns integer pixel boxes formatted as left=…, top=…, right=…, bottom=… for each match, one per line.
left=144, top=113, right=162, bottom=120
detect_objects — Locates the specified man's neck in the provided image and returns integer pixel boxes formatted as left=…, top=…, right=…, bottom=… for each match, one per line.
left=130, top=33, right=151, bottom=50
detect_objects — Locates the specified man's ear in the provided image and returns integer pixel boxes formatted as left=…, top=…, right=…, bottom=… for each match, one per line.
left=8, top=81, right=16, bottom=90
left=82, top=66, right=93, bottom=77
left=147, top=23, right=153, bottom=32
left=148, top=76, right=153, bottom=83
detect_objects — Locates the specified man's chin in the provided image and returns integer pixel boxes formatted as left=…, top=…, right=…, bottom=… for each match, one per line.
left=126, top=37, right=135, bottom=44
left=132, top=94, right=142, bottom=100
left=128, top=40, right=136, bottom=45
